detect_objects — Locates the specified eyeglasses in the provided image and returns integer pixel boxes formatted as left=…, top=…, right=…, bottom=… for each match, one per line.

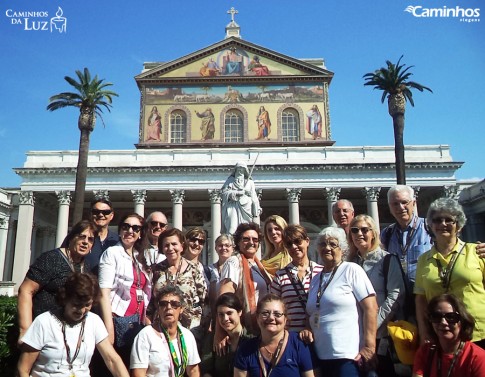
left=258, top=310, right=285, bottom=319
left=150, top=221, right=167, bottom=228
left=91, top=209, right=112, bottom=216
left=159, top=300, right=182, bottom=309
left=319, top=241, right=340, bottom=249
left=120, top=223, right=142, bottom=233
left=350, top=227, right=372, bottom=235
left=390, top=199, right=413, bottom=208
left=217, top=243, right=233, bottom=249
left=189, top=237, right=206, bottom=245
left=429, top=311, right=461, bottom=324
left=77, top=234, right=95, bottom=244
left=431, top=217, right=456, bottom=225
left=284, top=238, right=305, bottom=248
left=242, top=237, right=259, bottom=244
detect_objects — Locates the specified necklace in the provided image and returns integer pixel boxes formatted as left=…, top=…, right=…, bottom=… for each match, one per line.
left=258, top=331, right=286, bottom=377
left=61, top=315, right=86, bottom=376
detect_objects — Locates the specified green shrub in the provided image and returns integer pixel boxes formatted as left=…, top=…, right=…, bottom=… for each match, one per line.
left=0, top=295, right=19, bottom=373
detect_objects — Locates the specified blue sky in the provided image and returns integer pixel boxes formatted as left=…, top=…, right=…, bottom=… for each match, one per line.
left=1, top=0, right=484, bottom=187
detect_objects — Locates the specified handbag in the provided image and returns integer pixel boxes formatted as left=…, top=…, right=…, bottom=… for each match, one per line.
left=113, top=313, right=144, bottom=348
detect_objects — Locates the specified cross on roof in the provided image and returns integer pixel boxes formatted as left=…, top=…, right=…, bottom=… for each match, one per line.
left=227, top=7, right=238, bottom=23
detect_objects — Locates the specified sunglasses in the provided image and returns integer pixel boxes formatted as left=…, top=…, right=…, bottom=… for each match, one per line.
left=189, top=237, right=206, bottom=245
left=91, top=209, right=112, bottom=216
left=120, top=223, right=142, bottom=233
left=258, top=310, right=285, bottom=319
left=77, top=234, right=95, bottom=244
left=242, top=237, right=259, bottom=243
left=159, top=300, right=182, bottom=309
left=429, top=311, right=461, bottom=324
left=284, top=238, right=305, bottom=248
left=150, top=221, right=167, bottom=228
left=431, top=217, right=456, bottom=225
left=350, top=226, right=372, bottom=235
left=319, top=241, right=340, bottom=249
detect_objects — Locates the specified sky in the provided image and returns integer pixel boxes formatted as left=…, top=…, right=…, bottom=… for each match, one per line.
left=1, top=0, right=484, bottom=188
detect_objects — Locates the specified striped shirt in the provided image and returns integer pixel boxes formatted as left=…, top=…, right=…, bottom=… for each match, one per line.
left=270, top=261, right=323, bottom=331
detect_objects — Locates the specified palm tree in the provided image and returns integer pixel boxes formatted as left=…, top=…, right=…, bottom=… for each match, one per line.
left=47, top=68, right=118, bottom=223
left=363, top=56, right=432, bottom=184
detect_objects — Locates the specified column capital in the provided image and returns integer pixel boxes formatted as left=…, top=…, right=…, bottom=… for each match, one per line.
left=131, top=189, right=147, bottom=205
left=0, top=216, right=9, bottom=230
left=362, top=187, right=381, bottom=201
left=443, top=185, right=460, bottom=199
left=256, top=188, right=263, bottom=202
left=208, top=189, right=222, bottom=204
left=411, top=186, right=421, bottom=199
left=323, top=187, right=341, bottom=201
left=286, top=188, right=302, bottom=203
left=169, top=189, right=185, bottom=204
left=19, top=191, right=35, bottom=205
left=93, top=190, right=110, bottom=201
left=55, top=190, right=71, bottom=205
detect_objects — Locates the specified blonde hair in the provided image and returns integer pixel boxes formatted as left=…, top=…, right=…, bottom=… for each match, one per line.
left=263, top=215, right=288, bottom=259
left=347, top=214, right=381, bottom=261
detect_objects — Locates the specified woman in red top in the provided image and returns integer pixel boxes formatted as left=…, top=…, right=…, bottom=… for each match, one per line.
left=413, top=294, right=485, bottom=377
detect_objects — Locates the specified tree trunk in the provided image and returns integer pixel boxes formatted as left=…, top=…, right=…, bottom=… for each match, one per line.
left=388, top=93, right=406, bottom=185
left=72, top=108, right=94, bottom=223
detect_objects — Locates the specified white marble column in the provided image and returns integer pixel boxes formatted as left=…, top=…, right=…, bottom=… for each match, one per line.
left=169, top=190, right=185, bottom=231
left=0, top=217, right=9, bottom=280
left=209, top=189, right=222, bottom=264
left=323, top=187, right=341, bottom=226
left=132, top=190, right=147, bottom=217
left=12, top=191, right=35, bottom=291
left=55, top=190, right=71, bottom=247
left=286, top=188, right=301, bottom=225
left=362, top=187, right=381, bottom=233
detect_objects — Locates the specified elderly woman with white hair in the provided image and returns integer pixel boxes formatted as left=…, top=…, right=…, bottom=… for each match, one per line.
left=415, top=197, right=485, bottom=349
left=303, top=226, right=377, bottom=377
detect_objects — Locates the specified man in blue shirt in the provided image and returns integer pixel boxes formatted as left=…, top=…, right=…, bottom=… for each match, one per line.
left=85, top=198, right=119, bottom=276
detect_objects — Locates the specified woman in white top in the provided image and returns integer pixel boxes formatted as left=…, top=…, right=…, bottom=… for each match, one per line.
left=99, top=213, right=151, bottom=366
left=302, top=226, right=377, bottom=377
left=18, top=273, right=129, bottom=377
left=131, top=285, right=201, bottom=377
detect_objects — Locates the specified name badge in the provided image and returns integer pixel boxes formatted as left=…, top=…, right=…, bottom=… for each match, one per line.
left=136, top=289, right=143, bottom=302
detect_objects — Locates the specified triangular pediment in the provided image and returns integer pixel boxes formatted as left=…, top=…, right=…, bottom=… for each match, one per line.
left=135, top=37, right=333, bottom=83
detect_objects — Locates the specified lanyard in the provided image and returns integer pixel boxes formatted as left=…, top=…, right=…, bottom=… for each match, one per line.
left=61, top=317, right=86, bottom=376
left=437, top=341, right=464, bottom=377
left=435, top=243, right=465, bottom=291
left=257, top=331, right=286, bottom=377
left=285, top=263, right=313, bottom=310
left=58, top=248, right=84, bottom=273
left=316, top=263, right=341, bottom=308
left=397, top=216, right=418, bottom=259
left=160, top=324, right=188, bottom=377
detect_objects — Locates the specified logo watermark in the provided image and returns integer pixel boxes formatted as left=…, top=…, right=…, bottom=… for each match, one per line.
left=5, top=6, right=67, bottom=32
left=405, top=5, right=480, bottom=23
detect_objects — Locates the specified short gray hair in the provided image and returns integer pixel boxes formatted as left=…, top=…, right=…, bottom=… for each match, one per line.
left=331, top=199, right=354, bottom=213
left=215, top=233, right=234, bottom=247
left=387, top=185, right=415, bottom=203
left=318, top=226, right=349, bottom=253
left=427, top=197, right=467, bottom=230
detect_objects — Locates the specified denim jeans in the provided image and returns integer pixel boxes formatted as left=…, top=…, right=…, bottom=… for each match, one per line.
left=317, top=358, right=363, bottom=377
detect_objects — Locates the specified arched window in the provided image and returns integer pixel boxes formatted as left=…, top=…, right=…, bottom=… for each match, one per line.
left=170, top=110, right=187, bottom=143
left=282, top=108, right=299, bottom=141
left=224, top=110, right=243, bottom=143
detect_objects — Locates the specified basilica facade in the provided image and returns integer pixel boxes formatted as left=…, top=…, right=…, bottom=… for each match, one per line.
left=0, top=17, right=467, bottom=292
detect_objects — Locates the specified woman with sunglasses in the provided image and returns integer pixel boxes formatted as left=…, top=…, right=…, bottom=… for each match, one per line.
left=219, top=222, right=272, bottom=336
left=304, top=226, right=377, bottom=377
left=17, top=220, right=97, bottom=345
left=18, top=272, right=129, bottom=377
left=131, top=285, right=201, bottom=377
left=414, top=198, right=485, bottom=348
left=261, top=215, right=292, bottom=277
left=348, top=214, right=406, bottom=376
left=98, top=213, right=151, bottom=366
left=234, top=294, right=315, bottom=377
left=413, top=294, right=485, bottom=377
left=152, top=228, right=207, bottom=341
left=270, top=224, right=323, bottom=332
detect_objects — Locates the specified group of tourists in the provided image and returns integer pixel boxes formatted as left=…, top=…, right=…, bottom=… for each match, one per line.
left=15, top=184, right=485, bottom=377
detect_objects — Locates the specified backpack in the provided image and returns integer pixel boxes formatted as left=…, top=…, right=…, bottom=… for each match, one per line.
left=383, top=253, right=415, bottom=320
